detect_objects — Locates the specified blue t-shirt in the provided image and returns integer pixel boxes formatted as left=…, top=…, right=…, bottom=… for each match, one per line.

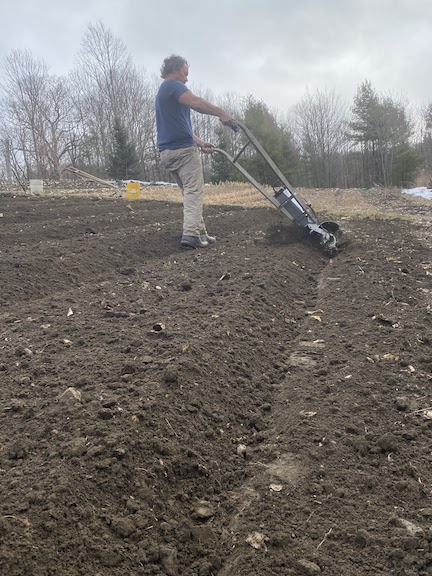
left=156, top=80, right=196, bottom=151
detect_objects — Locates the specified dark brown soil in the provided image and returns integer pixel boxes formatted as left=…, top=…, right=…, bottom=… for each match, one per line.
left=0, top=190, right=431, bottom=576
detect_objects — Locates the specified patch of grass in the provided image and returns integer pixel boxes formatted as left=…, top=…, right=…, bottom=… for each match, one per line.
left=34, top=182, right=431, bottom=223
left=141, top=183, right=431, bottom=222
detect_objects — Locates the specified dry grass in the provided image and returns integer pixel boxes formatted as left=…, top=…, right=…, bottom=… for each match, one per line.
left=18, top=181, right=431, bottom=222
left=136, top=182, right=431, bottom=221
left=140, top=182, right=268, bottom=208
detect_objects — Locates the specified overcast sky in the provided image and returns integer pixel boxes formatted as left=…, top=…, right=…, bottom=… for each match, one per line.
left=1, top=0, right=431, bottom=113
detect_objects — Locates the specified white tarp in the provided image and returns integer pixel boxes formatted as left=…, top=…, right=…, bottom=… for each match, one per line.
left=402, top=187, right=432, bottom=200
left=120, top=180, right=177, bottom=187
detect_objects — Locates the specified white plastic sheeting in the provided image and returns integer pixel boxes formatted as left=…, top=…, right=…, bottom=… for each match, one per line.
left=402, top=187, right=432, bottom=200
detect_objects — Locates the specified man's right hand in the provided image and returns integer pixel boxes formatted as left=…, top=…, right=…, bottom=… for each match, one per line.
left=219, top=113, right=237, bottom=127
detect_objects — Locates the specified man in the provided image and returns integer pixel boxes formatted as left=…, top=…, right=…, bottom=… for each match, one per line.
left=155, top=55, right=236, bottom=249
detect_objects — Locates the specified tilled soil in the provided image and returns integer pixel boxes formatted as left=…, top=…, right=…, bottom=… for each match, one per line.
left=0, top=190, right=431, bottom=576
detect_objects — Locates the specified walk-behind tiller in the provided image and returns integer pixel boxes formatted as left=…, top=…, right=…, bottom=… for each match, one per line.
left=215, top=122, right=340, bottom=257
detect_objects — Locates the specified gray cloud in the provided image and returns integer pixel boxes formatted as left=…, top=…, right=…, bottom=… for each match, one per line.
left=1, top=0, right=431, bottom=111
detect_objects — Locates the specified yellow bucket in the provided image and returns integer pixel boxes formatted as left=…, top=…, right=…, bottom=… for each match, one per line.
left=126, top=182, right=141, bottom=200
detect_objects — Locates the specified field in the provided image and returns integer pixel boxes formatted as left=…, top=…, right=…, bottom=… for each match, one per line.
left=0, top=182, right=431, bottom=575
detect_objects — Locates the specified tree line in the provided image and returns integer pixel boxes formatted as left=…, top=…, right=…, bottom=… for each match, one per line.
left=1, top=21, right=432, bottom=189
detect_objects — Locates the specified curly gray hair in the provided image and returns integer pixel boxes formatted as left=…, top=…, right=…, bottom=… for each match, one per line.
left=160, top=55, right=189, bottom=78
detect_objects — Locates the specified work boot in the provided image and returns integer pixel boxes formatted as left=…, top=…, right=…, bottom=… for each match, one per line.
left=180, top=235, right=209, bottom=249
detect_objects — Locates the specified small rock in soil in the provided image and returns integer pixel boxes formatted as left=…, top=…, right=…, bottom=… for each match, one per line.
left=296, top=558, right=321, bottom=575
left=194, top=501, right=215, bottom=519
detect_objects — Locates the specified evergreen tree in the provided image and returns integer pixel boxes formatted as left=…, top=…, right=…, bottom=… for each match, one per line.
left=241, top=96, right=298, bottom=185
left=349, top=80, right=381, bottom=147
left=348, top=80, right=416, bottom=186
left=107, top=117, right=140, bottom=179
left=392, top=146, right=423, bottom=187
left=210, top=126, right=238, bottom=182
left=420, top=102, right=432, bottom=174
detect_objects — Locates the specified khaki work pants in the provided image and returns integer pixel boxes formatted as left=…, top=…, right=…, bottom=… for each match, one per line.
left=160, top=147, right=207, bottom=237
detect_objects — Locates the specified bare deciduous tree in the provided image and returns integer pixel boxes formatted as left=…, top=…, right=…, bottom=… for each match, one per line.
left=291, top=88, right=348, bottom=188
left=0, top=25, right=425, bottom=189
left=0, top=49, right=75, bottom=179
left=70, top=20, right=155, bottom=178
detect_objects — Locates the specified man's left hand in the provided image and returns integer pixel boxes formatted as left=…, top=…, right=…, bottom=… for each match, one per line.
left=200, top=143, right=216, bottom=154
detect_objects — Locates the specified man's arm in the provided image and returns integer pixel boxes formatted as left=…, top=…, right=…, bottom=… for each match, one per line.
left=178, top=91, right=235, bottom=126
left=193, top=134, right=210, bottom=147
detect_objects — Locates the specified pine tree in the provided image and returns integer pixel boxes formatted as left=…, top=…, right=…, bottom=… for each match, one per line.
left=349, top=80, right=381, bottom=147
left=210, top=126, right=238, bottom=183
left=348, top=80, right=416, bottom=186
left=108, top=117, right=140, bottom=180
left=392, top=146, right=423, bottom=187
left=241, top=96, right=298, bottom=185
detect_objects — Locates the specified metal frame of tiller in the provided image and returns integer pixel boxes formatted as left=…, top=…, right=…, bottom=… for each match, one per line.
left=215, top=122, right=339, bottom=256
